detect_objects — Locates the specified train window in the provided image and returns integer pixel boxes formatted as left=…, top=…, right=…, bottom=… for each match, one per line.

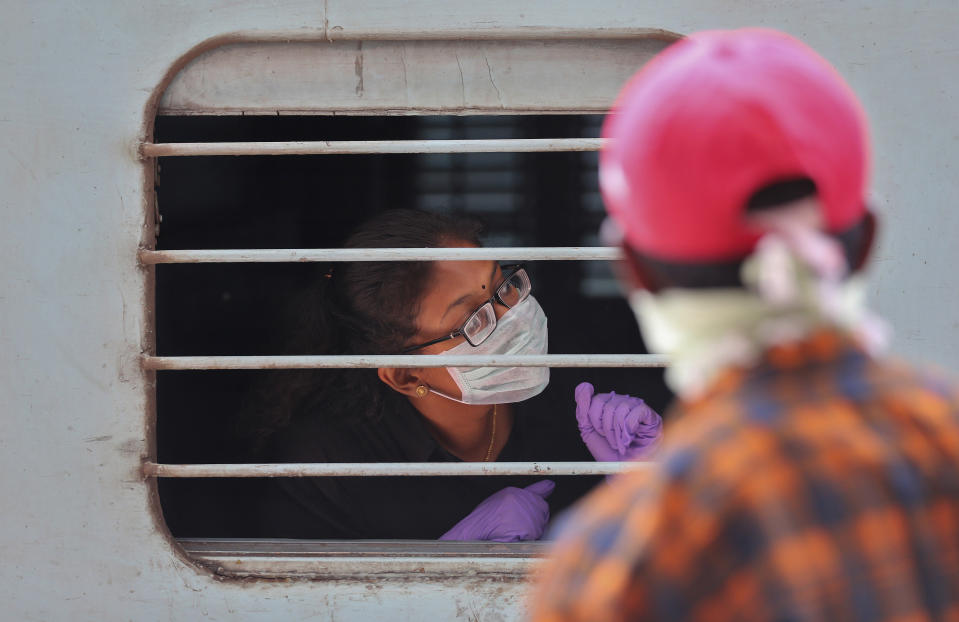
left=141, top=35, right=674, bottom=578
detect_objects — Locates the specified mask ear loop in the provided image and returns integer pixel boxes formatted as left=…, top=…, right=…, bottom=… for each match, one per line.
left=416, top=384, right=469, bottom=404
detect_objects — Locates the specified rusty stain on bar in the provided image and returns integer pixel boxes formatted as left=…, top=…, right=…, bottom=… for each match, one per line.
left=143, top=461, right=647, bottom=478
left=141, top=353, right=669, bottom=370
left=140, top=137, right=605, bottom=157
left=138, top=246, right=622, bottom=265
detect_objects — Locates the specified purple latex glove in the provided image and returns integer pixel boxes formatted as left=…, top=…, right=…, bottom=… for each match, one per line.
left=439, top=480, right=555, bottom=542
left=575, top=382, right=663, bottom=461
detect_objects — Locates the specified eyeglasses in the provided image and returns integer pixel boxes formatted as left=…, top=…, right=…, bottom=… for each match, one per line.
left=401, top=265, right=532, bottom=353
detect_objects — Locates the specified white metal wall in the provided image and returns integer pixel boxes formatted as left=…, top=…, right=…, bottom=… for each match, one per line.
left=1, top=2, right=957, bottom=620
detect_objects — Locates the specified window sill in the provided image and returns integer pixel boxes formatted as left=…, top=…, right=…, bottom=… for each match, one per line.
left=179, top=538, right=549, bottom=580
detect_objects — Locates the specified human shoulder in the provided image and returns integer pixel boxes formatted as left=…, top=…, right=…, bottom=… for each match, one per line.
left=272, top=390, right=436, bottom=464
left=268, top=409, right=351, bottom=462
left=861, top=356, right=959, bottom=452
left=870, top=356, right=959, bottom=408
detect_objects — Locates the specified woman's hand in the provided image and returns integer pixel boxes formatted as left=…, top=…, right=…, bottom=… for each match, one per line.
left=439, top=480, right=555, bottom=542
left=575, top=382, right=663, bottom=462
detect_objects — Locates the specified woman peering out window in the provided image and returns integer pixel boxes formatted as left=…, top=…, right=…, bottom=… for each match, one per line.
left=250, top=209, right=663, bottom=541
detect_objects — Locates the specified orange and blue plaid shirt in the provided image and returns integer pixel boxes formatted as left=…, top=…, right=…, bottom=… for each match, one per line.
left=531, top=330, right=959, bottom=622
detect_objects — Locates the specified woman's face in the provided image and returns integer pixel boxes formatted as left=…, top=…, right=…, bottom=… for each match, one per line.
left=409, top=242, right=507, bottom=400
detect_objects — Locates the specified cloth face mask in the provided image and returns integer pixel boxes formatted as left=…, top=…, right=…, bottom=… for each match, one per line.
left=628, top=231, right=888, bottom=399
left=429, top=296, right=550, bottom=405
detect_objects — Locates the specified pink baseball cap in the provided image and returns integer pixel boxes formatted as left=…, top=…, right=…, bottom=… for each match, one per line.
left=600, top=28, right=870, bottom=262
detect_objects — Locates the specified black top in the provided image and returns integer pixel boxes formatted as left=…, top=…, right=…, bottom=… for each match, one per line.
left=259, top=381, right=601, bottom=539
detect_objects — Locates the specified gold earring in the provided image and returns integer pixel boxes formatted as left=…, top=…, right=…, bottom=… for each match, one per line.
left=415, top=385, right=429, bottom=398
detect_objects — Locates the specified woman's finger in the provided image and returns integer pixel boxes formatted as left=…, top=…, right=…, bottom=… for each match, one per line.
left=524, top=479, right=556, bottom=499
left=589, top=391, right=614, bottom=435
left=610, top=398, right=635, bottom=453
left=574, top=382, right=596, bottom=431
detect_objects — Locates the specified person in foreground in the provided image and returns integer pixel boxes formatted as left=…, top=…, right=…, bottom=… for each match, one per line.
left=254, top=209, right=662, bottom=541
left=530, top=28, right=959, bottom=621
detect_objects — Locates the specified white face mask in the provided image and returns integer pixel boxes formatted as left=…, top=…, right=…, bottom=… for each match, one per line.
left=428, top=296, right=550, bottom=405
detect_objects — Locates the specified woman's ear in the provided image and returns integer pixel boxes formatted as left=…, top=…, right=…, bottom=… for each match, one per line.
left=377, top=367, right=422, bottom=397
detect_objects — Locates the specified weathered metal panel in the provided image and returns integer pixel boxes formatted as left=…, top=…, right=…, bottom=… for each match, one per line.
left=158, top=39, right=672, bottom=115
left=1, top=1, right=958, bottom=621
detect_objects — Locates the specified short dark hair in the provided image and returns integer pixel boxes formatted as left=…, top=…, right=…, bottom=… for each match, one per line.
left=242, top=209, right=484, bottom=449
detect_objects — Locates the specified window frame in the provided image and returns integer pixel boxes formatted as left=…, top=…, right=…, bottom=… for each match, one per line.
left=140, top=31, right=675, bottom=580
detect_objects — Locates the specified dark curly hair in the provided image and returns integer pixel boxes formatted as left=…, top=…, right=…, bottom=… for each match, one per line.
left=243, top=209, right=483, bottom=451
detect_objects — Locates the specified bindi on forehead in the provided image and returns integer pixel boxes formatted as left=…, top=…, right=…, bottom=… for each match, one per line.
left=417, top=260, right=495, bottom=326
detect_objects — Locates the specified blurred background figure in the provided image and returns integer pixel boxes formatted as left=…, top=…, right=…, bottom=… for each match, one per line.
left=530, top=28, right=959, bottom=622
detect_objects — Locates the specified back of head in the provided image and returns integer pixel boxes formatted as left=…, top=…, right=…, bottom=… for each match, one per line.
left=600, top=28, right=872, bottom=284
left=600, top=30, right=887, bottom=397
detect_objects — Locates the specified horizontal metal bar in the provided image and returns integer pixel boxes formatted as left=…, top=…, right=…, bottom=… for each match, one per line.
left=144, top=461, right=648, bottom=478
left=141, top=353, right=669, bottom=371
left=140, top=138, right=604, bottom=157
left=210, top=27, right=676, bottom=43
left=139, top=246, right=623, bottom=264
left=159, top=108, right=611, bottom=117
left=179, top=538, right=547, bottom=558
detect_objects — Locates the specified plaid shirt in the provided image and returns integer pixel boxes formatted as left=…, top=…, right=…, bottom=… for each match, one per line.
left=531, top=330, right=959, bottom=622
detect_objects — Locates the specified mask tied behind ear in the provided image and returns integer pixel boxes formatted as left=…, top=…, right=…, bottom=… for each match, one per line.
left=629, top=226, right=889, bottom=399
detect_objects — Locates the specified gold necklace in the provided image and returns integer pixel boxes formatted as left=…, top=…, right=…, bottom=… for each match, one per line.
left=483, top=404, right=498, bottom=462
